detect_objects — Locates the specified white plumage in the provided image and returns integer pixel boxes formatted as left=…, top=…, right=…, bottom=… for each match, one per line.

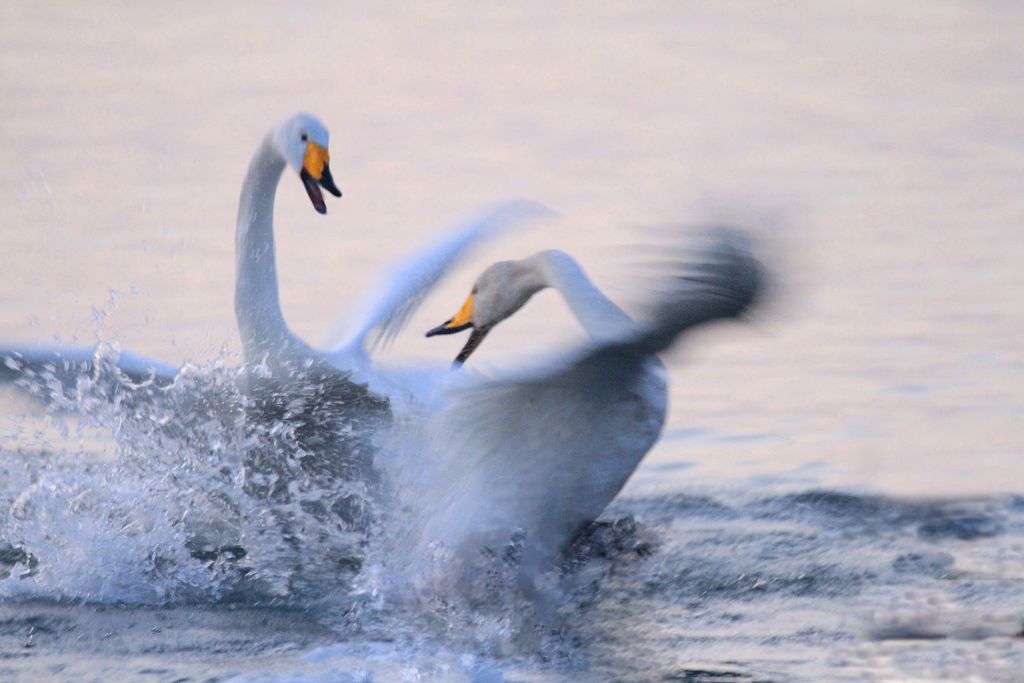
left=394, top=232, right=763, bottom=584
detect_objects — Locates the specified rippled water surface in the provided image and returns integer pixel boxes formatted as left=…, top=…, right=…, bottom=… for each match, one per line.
left=2, top=1, right=1023, bottom=681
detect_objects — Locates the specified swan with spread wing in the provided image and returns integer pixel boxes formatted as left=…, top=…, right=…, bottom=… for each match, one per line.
left=393, top=231, right=763, bottom=587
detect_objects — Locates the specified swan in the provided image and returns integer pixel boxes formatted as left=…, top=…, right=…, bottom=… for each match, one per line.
left=394, top=231, right=763, bottom=587
left=1, top=115, right=343, bottom=392
left=0, top=114, right=344, bottom=395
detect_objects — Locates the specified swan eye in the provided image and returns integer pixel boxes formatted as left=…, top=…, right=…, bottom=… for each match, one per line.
left=300, top=133, right=308, bottom=142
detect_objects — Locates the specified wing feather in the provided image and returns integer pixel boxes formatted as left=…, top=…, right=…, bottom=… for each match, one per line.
left=0, top=344, right=179, bottom=406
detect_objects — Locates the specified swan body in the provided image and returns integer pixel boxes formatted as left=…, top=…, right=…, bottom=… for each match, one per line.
left=402, top=233, right=762, bottom=581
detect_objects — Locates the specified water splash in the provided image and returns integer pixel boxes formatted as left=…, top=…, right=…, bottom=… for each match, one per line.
left=0, top=350, right=376, bottom=606
left=0, top=344, right=588, bottom=660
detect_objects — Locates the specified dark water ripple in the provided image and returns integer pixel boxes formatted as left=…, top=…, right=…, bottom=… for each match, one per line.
left=2, top=462, right=1023, bottom=681
left=571, top=487, right=1024, bottom=682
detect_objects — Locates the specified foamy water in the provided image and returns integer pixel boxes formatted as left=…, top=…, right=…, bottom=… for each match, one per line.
left=2, top=1, right=1023, bottom=680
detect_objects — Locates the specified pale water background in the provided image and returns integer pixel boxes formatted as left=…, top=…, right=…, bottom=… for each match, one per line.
left=1, top=2, right=1023, bottom=681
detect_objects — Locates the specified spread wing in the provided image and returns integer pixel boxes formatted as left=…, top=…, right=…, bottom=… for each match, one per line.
left=0, top=344, right=178, bottom=406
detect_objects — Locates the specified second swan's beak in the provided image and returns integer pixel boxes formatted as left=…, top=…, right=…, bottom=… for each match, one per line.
left=427, top=293, right=475, bottom=337
left=426, top=292, right=490, bottom=366
left=300, top=141, right=342, bottom=214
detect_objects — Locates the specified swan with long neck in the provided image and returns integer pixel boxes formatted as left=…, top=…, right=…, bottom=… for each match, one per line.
left=404, top=234, right=763, bottom=587
left=228, top=114, right=400, bottom=505
left=0, top=114, right=345, bottom=398
left=235, top=113, right=341, bottom=369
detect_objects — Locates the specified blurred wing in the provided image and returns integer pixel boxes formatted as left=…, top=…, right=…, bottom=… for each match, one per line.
left=627, top=226, right=764, bottom=356
left=0, top=344, right=179, bottom=403
left=324, top=199, right=553, bottom=356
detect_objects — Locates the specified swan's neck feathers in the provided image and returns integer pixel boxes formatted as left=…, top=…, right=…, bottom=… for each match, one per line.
left=235, top=133, right=291, bottom=361
left=527, top=250, right=634, bottom=339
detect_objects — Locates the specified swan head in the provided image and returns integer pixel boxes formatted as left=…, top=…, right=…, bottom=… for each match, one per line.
left=273, top=113, right=342, bottom=214
left=426, top=258, right=547, bottom=365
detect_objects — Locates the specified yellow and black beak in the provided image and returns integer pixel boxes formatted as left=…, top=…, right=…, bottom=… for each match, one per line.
left=300, top=141, right=342, bottom=214
left=426, top=292, right=490, bottom=366
left=426, top=293, right=475, bottom=337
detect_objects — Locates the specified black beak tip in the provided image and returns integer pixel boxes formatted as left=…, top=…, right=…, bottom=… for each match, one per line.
left=452, top=327, right=490, bottom=366
left=319, top=165, right=342, bottom=197
left=426, top=321, right=473, bottom=337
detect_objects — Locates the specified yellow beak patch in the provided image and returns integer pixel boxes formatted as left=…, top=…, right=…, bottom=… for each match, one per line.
left=303, top=142, right=330, bottom=181
left=445, top=293, right=475, bottom=329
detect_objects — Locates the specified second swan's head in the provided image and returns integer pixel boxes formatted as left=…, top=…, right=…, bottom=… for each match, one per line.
left=426, top=255, right=549, bottom=366
left=273, top=113, right=342, bottom=214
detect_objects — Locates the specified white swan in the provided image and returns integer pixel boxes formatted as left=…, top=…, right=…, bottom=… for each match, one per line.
left=0, top=115, right=347, bottom=395
left=233, top=113, right=342, bottom=375
left=395, top=231, right=763, bottom=585
left=2, top=114, right=345, bottom=394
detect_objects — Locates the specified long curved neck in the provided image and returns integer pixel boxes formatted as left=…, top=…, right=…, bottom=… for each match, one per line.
left=527, top=250, right=634, bottom=339
left=235, top=133, right=290, bottom=362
